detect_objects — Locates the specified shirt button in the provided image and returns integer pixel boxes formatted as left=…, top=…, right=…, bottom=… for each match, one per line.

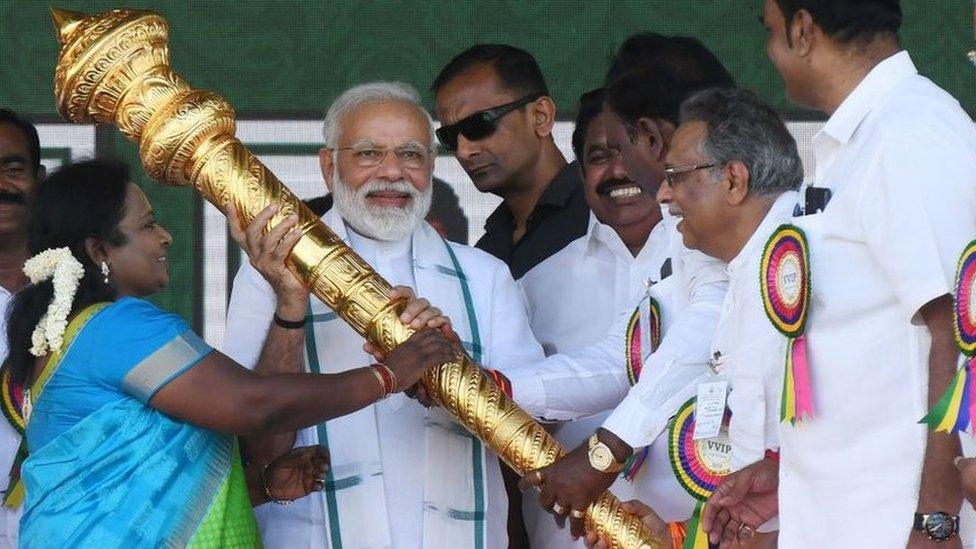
left=758, top=393, right=764, bottom=402
left=723, top=298, right=734, bottom=313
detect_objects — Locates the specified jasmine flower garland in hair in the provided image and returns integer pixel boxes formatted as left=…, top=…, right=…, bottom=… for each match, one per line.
left=22, top=247, right=86, bottom=357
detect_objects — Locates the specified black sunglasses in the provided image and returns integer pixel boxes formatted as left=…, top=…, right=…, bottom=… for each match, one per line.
left=436, top=92, right=545, bottom=152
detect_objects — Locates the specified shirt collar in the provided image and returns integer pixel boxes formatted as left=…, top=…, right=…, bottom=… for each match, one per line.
left=537, top=161, right=582, bottom=208
left=727, top=190, right=801, bottom=274
left=483, top=160, right=581, bottom=232
left=818, top=50, right=917, bottom=145
left=581, top=210, right=668, bottom=265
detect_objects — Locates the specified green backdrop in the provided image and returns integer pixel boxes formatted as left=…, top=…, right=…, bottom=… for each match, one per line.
left=1, top=0, right=973, bottom=326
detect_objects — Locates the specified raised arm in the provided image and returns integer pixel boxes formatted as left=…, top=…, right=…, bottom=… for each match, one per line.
left=150, top=328, right=456, bottom=435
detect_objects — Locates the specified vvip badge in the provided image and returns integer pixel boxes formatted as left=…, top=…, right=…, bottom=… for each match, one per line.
left=924, top=239, right=976, bottom=434
left=760, top=225, right=810, bottom=337
left=761, top=224, right=813, bottom=425
left=669, top=397, right=732, bottom=500
left=668, top=397, right=732, bottom=548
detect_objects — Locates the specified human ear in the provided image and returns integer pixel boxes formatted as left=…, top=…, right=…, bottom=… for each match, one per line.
left=319, top=148, right=336, bottom=192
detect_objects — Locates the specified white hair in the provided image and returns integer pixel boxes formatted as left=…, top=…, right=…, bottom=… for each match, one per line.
left=322, top=81, right=435, bottom=150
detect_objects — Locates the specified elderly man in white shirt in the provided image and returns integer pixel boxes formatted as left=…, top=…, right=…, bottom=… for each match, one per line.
left=517, top=88, right=693, bottom=549
left=223, top=82, right=545, bottom=549
left=0, top=109, right=46, bottom=549
left=588, top=84, right=807, bottom=549
left=704, top=3, right=976, bottom=548
left=513, top=68, right=729, bottom=540
left=664, top=87, right=804, bottom=548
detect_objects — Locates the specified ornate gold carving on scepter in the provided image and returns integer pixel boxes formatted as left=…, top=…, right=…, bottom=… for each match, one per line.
left=49, top=8, right=663, bottom=547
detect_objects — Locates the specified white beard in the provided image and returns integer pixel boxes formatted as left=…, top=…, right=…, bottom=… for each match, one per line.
left=332, top=175, right=433, bottom=242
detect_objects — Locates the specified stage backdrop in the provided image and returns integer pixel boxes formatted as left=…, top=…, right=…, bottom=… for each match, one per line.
left=1, top=0, right=973, bottom=340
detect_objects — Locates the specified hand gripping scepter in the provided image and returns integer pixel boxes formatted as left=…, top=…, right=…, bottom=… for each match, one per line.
left=49, top=8, right=663, bottom=548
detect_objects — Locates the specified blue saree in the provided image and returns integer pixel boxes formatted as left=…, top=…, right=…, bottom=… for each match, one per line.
left=19, top=297, right=260, bottom=548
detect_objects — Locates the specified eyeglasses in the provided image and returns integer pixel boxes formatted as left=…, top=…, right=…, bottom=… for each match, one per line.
left=663, top=162, right=716, bottom=187
left=332, top=145, right=433, bottom=170
left=436, top=92, right=545, bottom=152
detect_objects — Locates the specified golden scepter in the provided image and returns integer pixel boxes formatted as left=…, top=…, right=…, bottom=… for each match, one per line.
left=48, top=8, right=662, bottom=548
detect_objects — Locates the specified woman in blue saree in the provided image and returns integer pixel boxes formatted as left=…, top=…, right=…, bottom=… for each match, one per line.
left=4, top=160, right=456, bottom=548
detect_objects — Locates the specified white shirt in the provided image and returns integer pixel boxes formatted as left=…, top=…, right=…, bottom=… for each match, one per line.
left=508, top=213, right=728, bottom=449
left=779, top=52, right=976, bottom=548
left=711, top=192, right=797, bottom=472
left=519, top=212, right=671, bottom=356
left=223, top=211, right=545, bottom=549
left=517, top=213, right=692, bottom=546
left=0, top=286, right=20, bottom=549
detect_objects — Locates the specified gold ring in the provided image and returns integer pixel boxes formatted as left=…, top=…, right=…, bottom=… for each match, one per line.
left=737, top=523, right=755, bottom=538
left=571, top=509, right=584, bottom=519
left=552, top=503, right=566, bottom=515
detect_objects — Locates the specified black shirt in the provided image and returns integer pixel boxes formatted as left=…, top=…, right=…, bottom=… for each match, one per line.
left=475, top=161, right=590, bottom=279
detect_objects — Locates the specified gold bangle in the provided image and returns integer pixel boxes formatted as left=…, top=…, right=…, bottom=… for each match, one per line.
left=368, top=366, right=389, bottom=399
left=260, top=462, right=292, bottom=506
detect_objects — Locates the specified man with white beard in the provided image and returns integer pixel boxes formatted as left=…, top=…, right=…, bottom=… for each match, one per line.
left=222, top=81, right=545, bottom=549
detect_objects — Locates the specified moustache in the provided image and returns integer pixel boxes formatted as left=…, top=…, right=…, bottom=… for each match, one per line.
left=0, top=191, right=25, bottom=206
left=595, top=178, right=641, bottom=196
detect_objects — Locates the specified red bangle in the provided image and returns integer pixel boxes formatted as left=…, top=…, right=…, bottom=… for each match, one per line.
left=485, top=368, right=513, bottom=399
left=371, top=363, right=396, bottom=397
left=765, top=449, right=780, bottom=462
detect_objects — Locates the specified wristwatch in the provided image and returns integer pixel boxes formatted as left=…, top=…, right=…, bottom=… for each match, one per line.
left=587, top=434, right=625, bottom=474
left=913, top=511, right=959, bottom=542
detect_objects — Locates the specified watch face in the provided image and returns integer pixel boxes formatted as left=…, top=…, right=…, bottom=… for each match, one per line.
left=590, top=446, right=613, bottom=470
left=926, top=512, right=956, bottom=540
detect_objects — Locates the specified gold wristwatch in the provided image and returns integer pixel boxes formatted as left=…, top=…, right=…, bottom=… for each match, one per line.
left=587, top=433, right=625, bottom=474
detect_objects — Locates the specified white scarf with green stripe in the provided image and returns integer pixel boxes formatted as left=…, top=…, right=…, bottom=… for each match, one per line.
left=299, top=209, right=490, bottom=549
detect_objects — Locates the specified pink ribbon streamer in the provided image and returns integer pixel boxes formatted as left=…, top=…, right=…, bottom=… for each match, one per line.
left=792, top=335, right=814, bottom=421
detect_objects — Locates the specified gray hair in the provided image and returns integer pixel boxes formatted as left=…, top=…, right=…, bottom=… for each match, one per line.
left=678, top=88, right=802, bottom=196
left=322, top=81, right=435, bottom=150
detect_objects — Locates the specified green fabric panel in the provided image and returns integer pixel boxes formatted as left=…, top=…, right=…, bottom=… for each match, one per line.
left=1, top=0, right=972, bottom=116
left=188, top=443, right=262, bottom=548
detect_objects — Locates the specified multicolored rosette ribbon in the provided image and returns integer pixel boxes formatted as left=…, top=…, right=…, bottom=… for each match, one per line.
left=624, top=295, right=662, bottom=387
left=760, top=224, right=813, bottom=425
left=923, top=239, right=976, bottom=433
left=620, top=295, right=662, bottom=482
left=668, top=397, right=732, bottom=549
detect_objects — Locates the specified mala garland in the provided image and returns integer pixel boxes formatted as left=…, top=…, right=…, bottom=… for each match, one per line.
left=22, top=247, right=86, bottom=357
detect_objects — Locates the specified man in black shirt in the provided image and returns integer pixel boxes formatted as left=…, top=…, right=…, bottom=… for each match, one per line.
left=432, top=44, right=589, bottom=280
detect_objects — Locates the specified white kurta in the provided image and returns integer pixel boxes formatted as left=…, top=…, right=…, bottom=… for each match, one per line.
left=707, top=192, right=799, bottom=477
left=518, top=213, right=690, bottom=547
left=508, top=214, right=727, bottom=447
left=507, top=212, right=726, bottom=525
left=223, top=208, right=545, bottom=549
left=779, top=52, right=976, bottom=548
left=0, top=286, right=21, bottom=549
